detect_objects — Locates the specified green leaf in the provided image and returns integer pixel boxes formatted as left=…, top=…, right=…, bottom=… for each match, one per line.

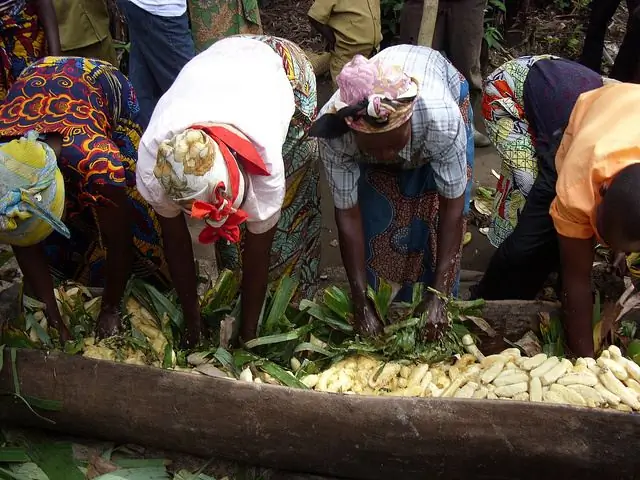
left=24, top=313, right=51, bottom=347
left=22, top=295, right=45, bottom=311
left=383, top=317, right=420, bottom=335
left=26, top=441, right=84, bottom=480
left=262, top=276, right=298, bottom=335
left=0, top=447, right=29, bottom=463
left=293, top=342, right=332, bottom=357
left=213, top=347, right=237, bottom=378
left=93, top=467, right=170, bottom=479
left=21, top=396, right=62, bottom=412
left=232, top=349, right=260, bottom=369
left=300, top=300, right=353, bottom=333
left=259, top=361, right=308, bottom=389
left=1, top=463, right=48, bottom=480
left=244, top=330, right=301, bottom=349
left=162, top=344, right=174, bottom=369
left=322, top=287, right=353, bottom=322
left=367, top=278, right=398, bottom=321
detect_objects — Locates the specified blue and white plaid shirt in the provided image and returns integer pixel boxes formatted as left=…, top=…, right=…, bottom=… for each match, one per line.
left=318, top=45, right=469, bottom=209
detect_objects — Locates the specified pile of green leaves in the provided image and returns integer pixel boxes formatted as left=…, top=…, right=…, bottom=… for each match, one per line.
left=0, top=429, right=215, bottom=480
left=197, top=271, right=481, bottom=385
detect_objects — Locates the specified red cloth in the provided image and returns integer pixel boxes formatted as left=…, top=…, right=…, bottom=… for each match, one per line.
left=189, top=125, right=270, bottom=244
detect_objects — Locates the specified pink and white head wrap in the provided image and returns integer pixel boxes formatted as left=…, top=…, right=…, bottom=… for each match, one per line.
left=334, top=54, right=419, bottom=133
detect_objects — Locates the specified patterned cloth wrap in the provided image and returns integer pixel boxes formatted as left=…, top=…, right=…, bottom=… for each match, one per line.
left=0, top=131, right=70, bottom=246
left=215, top=35, right=321, bottom=297
left=334, top=54, right=419, bottom=133
left=0, top=56, right=169, bottom=287
left=482, top=55, right=556, bottom=247
left=188, top=0, right=262, bottom=53
left=155, top=124, right=270, bottom=244
left=0, top=1, right=44, bottom=101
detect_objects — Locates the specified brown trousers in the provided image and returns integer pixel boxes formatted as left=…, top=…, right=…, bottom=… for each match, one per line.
left=400, top=0, right=486, bottom=116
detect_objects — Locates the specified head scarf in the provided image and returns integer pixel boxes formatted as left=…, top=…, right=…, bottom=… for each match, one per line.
left=0, top=131, right=69, bottom=246
left=154, top=125, right=270, bottom=244
left=309, top=54, right=419, bottom=139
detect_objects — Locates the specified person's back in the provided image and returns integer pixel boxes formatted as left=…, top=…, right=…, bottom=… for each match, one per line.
left=140, top=35, right=295, bottom=171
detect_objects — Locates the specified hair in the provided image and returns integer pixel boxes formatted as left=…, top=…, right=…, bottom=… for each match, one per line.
left=600, top=163, right=640, bottom=242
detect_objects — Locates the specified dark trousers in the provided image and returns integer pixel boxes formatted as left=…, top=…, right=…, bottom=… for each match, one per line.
left=116, top=0, right=195, bottom=129
left=472, top=82, right=563, bottom=300
left=399, top=0, right=486, bottom=122
left=581, top=0, right=640, bottom=82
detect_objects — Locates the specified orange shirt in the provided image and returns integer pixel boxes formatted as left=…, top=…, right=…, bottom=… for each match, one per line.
left=550, top=83, right=640, bottom=240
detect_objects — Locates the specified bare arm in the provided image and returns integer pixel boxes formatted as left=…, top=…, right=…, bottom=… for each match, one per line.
left=13, top=243, right=71, bottom=342
left=239, top=225, right=277, bottom=341
left=433, top=194, right=465, bottom=293
left=157, top=214, right=202, bottom=347
left=558, top=235, right=595, bottom=357
left=34, top=0, right=61, bottom=55
left=420, top=194, right=465, bottom=340
left=335, top=205, right=383, bottom=335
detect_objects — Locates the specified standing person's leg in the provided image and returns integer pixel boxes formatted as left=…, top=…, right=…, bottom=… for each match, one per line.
left=399, top=0, right=424, bottom=45
left=140, top=12, right=195, bottom=114
left=116, top=0, right=159, bottom=129
left=117, top=1, right=195, bottom=128
left=442, top=0, right=490, bottom=147
left=610, top=0, right=640, bottom=81
left=580, top=0, right=622, bottom=73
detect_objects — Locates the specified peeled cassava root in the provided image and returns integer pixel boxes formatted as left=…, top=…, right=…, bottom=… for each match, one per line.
left=297, top=344, right=640, bottom=412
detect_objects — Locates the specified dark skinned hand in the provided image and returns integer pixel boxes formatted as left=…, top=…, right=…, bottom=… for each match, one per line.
left=181, top=317, right=203, bottom=349
left=56, top=322, right=72, bottom=343
left=320, top=25, right=336, bottom=51
left=354, top=299, right=384, bottom=337
left=95, top=306, right=121, bottom=339
left=417, top=293, right=449, bottom=341
left=609, top=251, right=628, bottom=278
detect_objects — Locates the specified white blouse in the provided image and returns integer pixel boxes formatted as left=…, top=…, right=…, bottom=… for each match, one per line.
left=136, top=36, right=295, bottom=234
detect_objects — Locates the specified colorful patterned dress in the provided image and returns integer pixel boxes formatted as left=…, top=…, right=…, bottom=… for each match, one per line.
left=0, top=0, right=45, bottom=100
left=188, top=0, right=262, bottom=53
left=215, top=35, right=321, bottom=296
left=481, top=55, right=556, bottom=247
left=0, top=56, right=169, bottom=287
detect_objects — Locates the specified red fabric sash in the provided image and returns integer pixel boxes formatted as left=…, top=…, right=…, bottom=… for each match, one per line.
left=189, top=125, right=270, bottom=244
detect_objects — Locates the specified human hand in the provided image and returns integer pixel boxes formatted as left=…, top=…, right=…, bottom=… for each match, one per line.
left=418, top=293, right=449, bottom=341
left=354, top=300, right=384, bottom=337
left=181, top=317, right=203, bottom=349
left=609, top=251, right=628, bottom=278
left=321, top=26, right=336, bottom=51
left=95, top=307, right=121, bottom=339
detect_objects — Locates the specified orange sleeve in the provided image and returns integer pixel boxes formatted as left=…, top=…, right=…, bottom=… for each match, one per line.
left=549, top=196, right=594, bottom=239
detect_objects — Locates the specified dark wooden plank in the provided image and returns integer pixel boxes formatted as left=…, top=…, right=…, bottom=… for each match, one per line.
left=1, top=348, right=638, bottom=480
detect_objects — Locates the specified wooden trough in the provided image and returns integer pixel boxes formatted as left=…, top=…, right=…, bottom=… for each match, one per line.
left=1, top=300, right=640, bottom=480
